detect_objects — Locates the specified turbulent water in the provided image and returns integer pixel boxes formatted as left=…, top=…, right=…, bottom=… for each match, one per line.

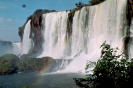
left=39, top=11, right=70, bottom=58
left=64, top=0, right=127, bottom=72
left=22, top=0, right=129, bottom=73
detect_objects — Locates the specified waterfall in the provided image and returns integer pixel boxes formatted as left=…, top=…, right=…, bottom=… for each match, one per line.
left=39, top=11, right=69, bottom=58
left=13, top=43, right=21, bottom=55
left=0, top=40, right=21, bottom=56
left=23, top=0, right=129, bottom=73
left=21, top=20, right=32, bottom=54
left=39, top=0, right=127, bottom=60
left=13, top=43, right=21, bottom=51
left=64, top=0, right=127, bottom=72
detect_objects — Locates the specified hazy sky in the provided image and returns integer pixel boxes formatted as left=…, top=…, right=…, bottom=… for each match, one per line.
left=0, top=0, right=90, bottom=42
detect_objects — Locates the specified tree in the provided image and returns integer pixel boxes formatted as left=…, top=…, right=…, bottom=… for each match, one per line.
left=89, top=0, right=105, bottom=5
left=75, top=2, right=84, bottom=8
left=74, top=41, right=133, bottom=88
left=34, top=9, right=44, bottom=14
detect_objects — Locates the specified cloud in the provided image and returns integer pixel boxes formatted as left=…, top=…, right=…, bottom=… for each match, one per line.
left=0, top=1, right=8, bottom=9
left=0, top=17, right=3, bottom=21
left=0, top=5, right=7, bottom=9
left=0, top=17, right=4, bottom=23
left=6, top=18, right=12, bottom=22
left=0, top=1, right=23, bottom=10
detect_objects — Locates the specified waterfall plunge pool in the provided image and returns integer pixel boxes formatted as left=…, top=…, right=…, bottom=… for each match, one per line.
left=0, top=72, right=86, bottom=88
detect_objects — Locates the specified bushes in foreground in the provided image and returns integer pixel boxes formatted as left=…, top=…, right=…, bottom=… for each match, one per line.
left=0, top=54, right=54, bottom=75
left=74, top=42, right=133, bottom=88
left=16, top=57, right=54, bottom=72
left=0, top=54, right=19, bottom=75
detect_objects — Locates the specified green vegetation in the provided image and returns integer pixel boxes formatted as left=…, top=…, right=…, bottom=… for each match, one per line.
left=74, top=42, right=133, bottom=88
left=16, top=57, right=54, bottom=72
left=1, top=54, right=19, bottom=64
left=74, top=0, right=105, bottom=9
left=75, top=2, right=84, bottom=8
left=89, top=0, right=105, bottom=5
left=23, top=86, right=29, bottom=88
left=0, top=53, right=55, bottom=75
left=0, top=40, right=12, bottom=46
left=0, top=54, right=19, bottom=75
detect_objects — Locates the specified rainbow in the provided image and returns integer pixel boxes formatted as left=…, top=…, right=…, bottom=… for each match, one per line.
left=36, top=36, right=72, bottom=84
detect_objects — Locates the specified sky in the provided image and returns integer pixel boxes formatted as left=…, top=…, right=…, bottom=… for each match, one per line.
left=0, top=0, right=90, bottom=42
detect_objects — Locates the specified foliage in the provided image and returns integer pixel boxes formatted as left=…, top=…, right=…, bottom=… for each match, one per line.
left=74, top=41, right=133, bottom=88
left=16, top=57, right=54, bottom=72
left=33, top=9, right=56, bottom=15
left=1, top=54, right=19, bottom=64
left=0, top=53, right=55, bottom=75
left=89, top=0, right=105, bottom=5
left=75, top=2, right=84, bottom=7
left=0, top=59, right=14, bottom=75
left=33, top=9, right=44, bottom=14
left=22, top=86, right=29, bottom=88
left=0, top=40, right=12, bottom=45
left=0, top=54, right=19, bottom=75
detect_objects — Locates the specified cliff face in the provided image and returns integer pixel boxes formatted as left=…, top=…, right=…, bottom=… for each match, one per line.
left=19, top=0, right=133, bottom=59
left=30, top=12, right=43, bottom=56
left=19, top=9, right=56, bottom=57
left=122, top=0, right=133, bottom=59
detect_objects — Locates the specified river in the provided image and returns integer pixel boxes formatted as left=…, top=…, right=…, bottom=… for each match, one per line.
left=0, top=72, right=86, bottom=88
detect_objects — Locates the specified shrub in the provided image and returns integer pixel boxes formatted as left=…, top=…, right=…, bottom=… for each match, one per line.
left=1, top=54, right=19, bottom=64
left=89, top=0, right=105, bottom=5
left=0, top=59, right=14, bottom=75
left=16, top=57, right=54, bottom=72
left=74, top=41, right=133, bottom=88
left=0, top=54, right=19, bottom=75
left=75, top=2, right=84, bottom=8
left=23, top=86, right=29, bottom=88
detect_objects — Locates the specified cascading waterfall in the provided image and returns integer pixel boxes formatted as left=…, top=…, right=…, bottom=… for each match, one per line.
left=64, top=0, right=127, bottom=72
left=39, top=0, right=127, bottom=59
left=75, top=0, right=127, bottom=56
left=12, top=43, right=21, bottom=55
left=13, top=43, right=21, bottom=51
left=21, top=20, right=32, bottom=54
left=22, top=0, right=129, bottom=73
left=39, top=11, right=70, bottom=59
left=0, top=40, right=21, bottom=56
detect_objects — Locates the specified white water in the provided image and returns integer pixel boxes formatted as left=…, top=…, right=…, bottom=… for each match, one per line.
left=61, top=0, right=127, bottom=72
left=39, top=11, right=70, bottom=58
left=12, top=43, right=21, bottom=55
left=0, top=41, right=21, bottom=56
left=21, top=20, right=32, bottom=54
left=22, top=0, right=128, bottom=73
left=14, top=43, right=21, bottom=51
left=62, top=0, right=127, bottom=73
